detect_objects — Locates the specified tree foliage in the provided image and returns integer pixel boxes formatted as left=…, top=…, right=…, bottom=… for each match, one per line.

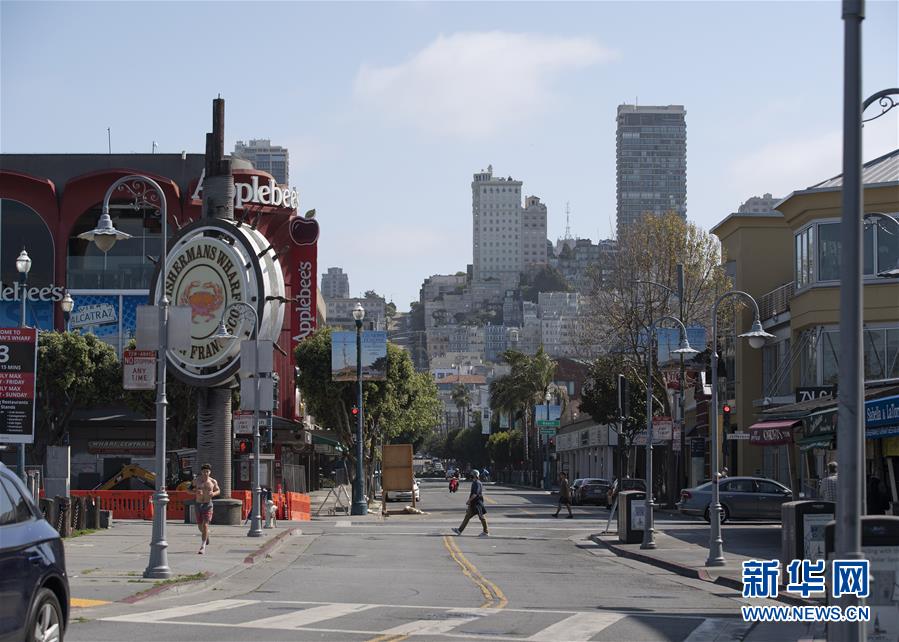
left=294, top=327, right=441, bottom=473
left=582, top=213, right=731, bottom=414
left=34, top=332, right=121, bottom=461
left=486, top=429, right=524, bottom=468
left=520, top=265, right=571, bottom=302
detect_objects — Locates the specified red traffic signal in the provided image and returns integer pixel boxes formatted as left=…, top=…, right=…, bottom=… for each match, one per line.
left=722, top=404, right=732, bottom=414
left=237, top=438, right=251, bottom=454
left=351, top=405, right=359, bottom=416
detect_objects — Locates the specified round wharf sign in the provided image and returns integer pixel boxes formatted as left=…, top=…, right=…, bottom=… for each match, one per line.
left=153, top=219, right=273, bottom=387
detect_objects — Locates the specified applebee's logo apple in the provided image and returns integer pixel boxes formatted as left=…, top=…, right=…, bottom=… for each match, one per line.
left=289, top=209, right=319, bottom=246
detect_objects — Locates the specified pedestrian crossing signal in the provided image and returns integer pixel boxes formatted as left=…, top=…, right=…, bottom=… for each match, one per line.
left=236, top=438, right=252, bottom=454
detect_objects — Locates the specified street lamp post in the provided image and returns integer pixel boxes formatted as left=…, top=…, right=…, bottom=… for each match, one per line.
left=213, top=302, right=263, bottom=537
left=642, top=316, right=698, bottom=550
left=81, top=176, right=177, bottom=579
left=351, top=303, right=368, bottom=515
left=61, top=291, right=74, bottom=332
left=544, top=390, right=552, bottom=490
left=706, top=291, right=774, bottom=566
left=15, top=248, right=32, bottom=483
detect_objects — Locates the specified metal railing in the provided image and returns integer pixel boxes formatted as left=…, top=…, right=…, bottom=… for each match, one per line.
left=758, top=282, right=794, bottom=321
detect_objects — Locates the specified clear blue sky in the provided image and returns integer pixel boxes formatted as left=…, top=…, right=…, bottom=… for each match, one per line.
left=2, top=1, right=897, bottom=308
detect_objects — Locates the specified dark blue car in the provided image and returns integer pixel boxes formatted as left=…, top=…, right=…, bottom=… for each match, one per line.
left=0, top=463, right=69, bottom=642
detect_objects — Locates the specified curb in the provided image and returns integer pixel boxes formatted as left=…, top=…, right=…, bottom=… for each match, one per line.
left=589, top=534, right=815, bottom=607
left=120, top=572, right=212, bottom=604
left=243, top=527, right=300, bottom=564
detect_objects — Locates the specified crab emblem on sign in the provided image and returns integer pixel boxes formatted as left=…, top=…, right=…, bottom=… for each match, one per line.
left=179, top=281, right=225, bottom=322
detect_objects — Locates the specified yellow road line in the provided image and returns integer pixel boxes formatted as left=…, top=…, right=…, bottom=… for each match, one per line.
left=366, top=635, right=409, bottom=642
left=443, top=535, right=506, bottom=609
left=71, top=598, right=110, bottom=608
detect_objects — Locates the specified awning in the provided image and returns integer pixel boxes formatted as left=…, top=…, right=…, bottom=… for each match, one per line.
left=748, top=420, right=800, bottom=446
left=312, top=432, right=345, bottom=453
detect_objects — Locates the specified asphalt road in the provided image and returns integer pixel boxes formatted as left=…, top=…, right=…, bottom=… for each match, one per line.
left=68, top=480, right=762, bottom=642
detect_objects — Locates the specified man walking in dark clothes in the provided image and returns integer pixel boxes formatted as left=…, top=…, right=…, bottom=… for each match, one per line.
left=553, top=471, right=573, bottom=518
left=452, top=469, right=489, bottom=536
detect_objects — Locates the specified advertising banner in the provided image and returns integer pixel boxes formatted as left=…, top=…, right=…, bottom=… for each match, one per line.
left=0, top=327, right=38, bottom=444
left=331, top=331, right=387, bottom=381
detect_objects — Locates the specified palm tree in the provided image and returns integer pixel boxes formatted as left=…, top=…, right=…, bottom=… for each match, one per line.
left=451, top=382, right=471, bottom=429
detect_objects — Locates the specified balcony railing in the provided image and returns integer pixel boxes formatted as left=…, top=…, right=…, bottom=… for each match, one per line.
left=758, top=281, right=794, bottom=321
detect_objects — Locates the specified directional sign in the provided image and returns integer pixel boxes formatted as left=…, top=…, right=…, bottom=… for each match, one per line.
left=727, top=431, right=751, bottom=441
left=0, top=328, right=38, bottom=444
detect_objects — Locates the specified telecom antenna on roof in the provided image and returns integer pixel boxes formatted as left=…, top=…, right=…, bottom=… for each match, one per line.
left=564, top=202, right=572, bottom=240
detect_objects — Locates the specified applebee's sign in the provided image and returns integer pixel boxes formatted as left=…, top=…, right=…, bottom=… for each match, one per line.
left=191, top=169, right=299, bottom=210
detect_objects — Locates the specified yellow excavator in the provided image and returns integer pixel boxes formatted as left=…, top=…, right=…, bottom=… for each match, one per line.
left=93, top=449, right=196, bottom=491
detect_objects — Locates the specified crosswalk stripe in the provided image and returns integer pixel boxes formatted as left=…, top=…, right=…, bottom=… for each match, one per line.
left=378, top=608, right=487, bottom=636
left=102, top=599, right=258, bottom=623
left=525, top=611, right=626, bottom=641
left=236, top=603, right=376, bottom=629
left=682, top=618, right=753, bottom=642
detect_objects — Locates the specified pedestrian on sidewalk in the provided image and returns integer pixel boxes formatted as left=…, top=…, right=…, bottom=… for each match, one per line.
left=818, top=461, right=838, bottom=503
left=553, top=471, right=573, bottom=518
left=453, top=469, right=489, bottom=537
left=194, top=463, right=221, bottom=554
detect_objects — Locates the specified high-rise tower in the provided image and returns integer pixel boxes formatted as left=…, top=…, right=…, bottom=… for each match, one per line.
left=615, top=105, right=687, bottom=236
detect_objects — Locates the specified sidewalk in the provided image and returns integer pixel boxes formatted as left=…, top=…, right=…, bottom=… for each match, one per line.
left=66, top=519, right=301, bottom=607
left=591, top=528, right=827, bottom=642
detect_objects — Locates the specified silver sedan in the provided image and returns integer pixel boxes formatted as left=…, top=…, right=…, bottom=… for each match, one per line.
left=677, top=476, right=792, bottom=523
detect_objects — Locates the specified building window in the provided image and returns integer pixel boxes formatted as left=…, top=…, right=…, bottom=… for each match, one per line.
left=797, top=217, right=892, bottom=288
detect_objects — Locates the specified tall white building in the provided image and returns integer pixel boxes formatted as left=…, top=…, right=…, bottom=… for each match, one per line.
left=233, top=139, right=289, bottom=185
left=321, top=267, right=350, bottom=299
left=472, top=165, right=547, bottom=287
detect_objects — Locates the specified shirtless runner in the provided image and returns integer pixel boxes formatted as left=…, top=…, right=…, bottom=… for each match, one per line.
left=194, top=464, right=220, bottom=554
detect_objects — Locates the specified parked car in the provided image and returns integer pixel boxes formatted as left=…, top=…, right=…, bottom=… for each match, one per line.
left=389, top=478, right=421, bottom=503
left=607, top=477, right=648, bottom=506
left=576, top=479, right=612, bottom=506
left=0, top=462, right=69, bottom=642
left=677, top=476, right=793, bottom=523
left=569, top=478, right=586, bottom=499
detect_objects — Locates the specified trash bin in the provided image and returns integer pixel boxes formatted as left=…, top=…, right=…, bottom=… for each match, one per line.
left=825, top=515, right=899, bottom=639
left=781, top=500, right=834, bottom=568
left=618, top=490, right=646, bottom=544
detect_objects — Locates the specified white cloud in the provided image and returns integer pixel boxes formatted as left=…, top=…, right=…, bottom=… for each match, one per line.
left=353, top=31, right=617, bottom=138
left=726, top=112, right=898, bottom=199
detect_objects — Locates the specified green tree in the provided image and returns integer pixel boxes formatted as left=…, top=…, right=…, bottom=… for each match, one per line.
left=294, top=327, right=441, bottom=487
left=520, top=265, right=572, bottom=302
left=450, top=383, right=471, bottom=427
left=580, top=353, right=653, bottom=476
left=452, top=428, right=488, bottom=468
left=34, top=332, right=122, bottom=462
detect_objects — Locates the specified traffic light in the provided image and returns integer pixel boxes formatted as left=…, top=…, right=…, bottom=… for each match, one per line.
left=236, top=438, right=252, bottom=455
left=722, top=404, right=732, bottom=431
left=351, top=405, right=359, bottom=416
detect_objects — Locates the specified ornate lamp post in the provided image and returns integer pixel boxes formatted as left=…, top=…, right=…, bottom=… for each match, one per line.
left=81, top=176, right=175, bottom=579
left=642, top=316, right=698, bottom=549
left=706, top=291, right=773, bottom=566
left=214, top=302, right=263, bottom=537
left=14, top=248, right=32, bottom=483
left=61, top=291, right=74, bottom=332
left=351, top=303, right=368, bottom=515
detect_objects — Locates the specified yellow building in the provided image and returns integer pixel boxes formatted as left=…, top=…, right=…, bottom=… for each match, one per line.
left=712, top=149, right=899, bottom=502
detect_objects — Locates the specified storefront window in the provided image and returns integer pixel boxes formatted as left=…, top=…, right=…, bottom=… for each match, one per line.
left=818, top=326, right=898, bottom=385
left=864, top=329, right=886, bottom=380
left=821, top=330, right=840, bottom=386
left=888, top=329, right=899, bottom=380
left=0, top=199, right=55, bottom=329
left=0, top=199, right=54, bottom=287
left=68, top=205, right=161, bottom=290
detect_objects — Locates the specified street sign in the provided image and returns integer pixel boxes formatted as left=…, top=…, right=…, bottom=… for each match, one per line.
left=0, top=328, right=38, bottom=444
left=233, top=411, right=254, bottom=435
left=123, top=349, right=156, bottom=390
left=536, top=419, right=561, bottom=427
left=727, top=431, right=751, bottom=440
